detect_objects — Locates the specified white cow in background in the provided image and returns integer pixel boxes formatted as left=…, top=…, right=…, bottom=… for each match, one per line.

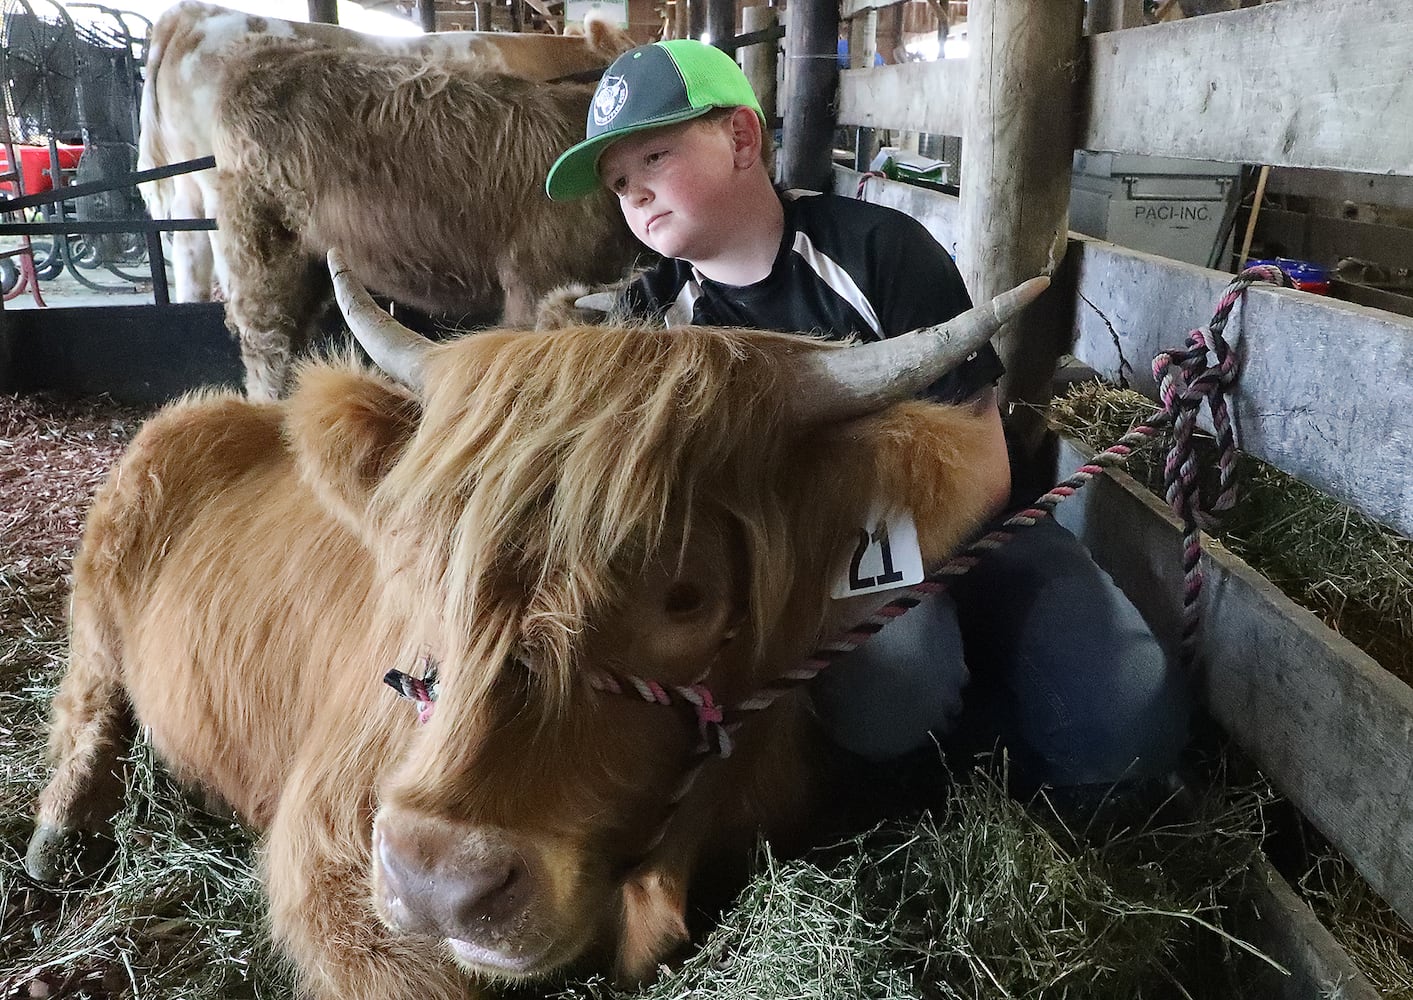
left=138, top=1, right=633, bottom=302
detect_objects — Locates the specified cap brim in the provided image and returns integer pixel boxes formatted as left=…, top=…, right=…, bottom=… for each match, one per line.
left=545, top=106, right=716, bottom=202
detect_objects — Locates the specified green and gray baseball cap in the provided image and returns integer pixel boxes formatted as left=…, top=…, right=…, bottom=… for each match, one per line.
left=545, top=38, right=764, bottom=201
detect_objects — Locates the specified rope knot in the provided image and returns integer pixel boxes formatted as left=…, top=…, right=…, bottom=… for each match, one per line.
left=682, top=684, right=733, bottom=758
left=385, top=652, right=438, bottom=724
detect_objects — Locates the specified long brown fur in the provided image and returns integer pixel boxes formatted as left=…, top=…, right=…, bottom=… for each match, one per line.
left=138, top=0, right=634, bottom=305
left=35, top=323, right=1000, bottom=999
left=212, top=40, right=636, bottom=400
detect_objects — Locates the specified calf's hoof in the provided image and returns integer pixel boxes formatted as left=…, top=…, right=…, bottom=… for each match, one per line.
left=24, top=823, right=104, bottom=885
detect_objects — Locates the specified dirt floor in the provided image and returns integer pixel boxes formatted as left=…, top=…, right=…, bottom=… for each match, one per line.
left=1, top=393, right=153, bottom=999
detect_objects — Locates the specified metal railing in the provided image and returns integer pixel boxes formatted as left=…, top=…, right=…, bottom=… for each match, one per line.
left=0, top=154, right=215, bottom=306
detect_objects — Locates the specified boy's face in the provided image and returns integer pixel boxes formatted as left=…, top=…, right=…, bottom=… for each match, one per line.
left=598, top=112, right=749, bottom=263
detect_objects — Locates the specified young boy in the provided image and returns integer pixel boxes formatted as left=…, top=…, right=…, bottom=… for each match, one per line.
left=546, top=39, right=1190, bottom=799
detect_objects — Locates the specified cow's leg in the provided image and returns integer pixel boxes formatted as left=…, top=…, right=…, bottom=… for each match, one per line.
left=168, top=179, right=214, bottom=303
left=26, top=593, right=133, bottom=884
left=264, top=790, right=476, bottom=1000
left=218, top=173, right=323, bottom=401
left=497, top=269, right=541, bottom=328
left=207, top=228, right=229, bottom=302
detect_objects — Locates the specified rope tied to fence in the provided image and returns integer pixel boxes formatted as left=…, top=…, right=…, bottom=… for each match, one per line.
left=1153, top=264, right=1291, bottom=663
left=723, top=262, right=1294, bottom=723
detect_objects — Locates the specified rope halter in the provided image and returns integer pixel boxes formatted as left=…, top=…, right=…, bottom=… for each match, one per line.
left=385, top=655, right=736, bottom=760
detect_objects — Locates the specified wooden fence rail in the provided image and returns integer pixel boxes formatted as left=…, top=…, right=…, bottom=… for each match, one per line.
left=836, top=0, right=1413, bottom=179
left=1054, top=440, right=1413, bottom=929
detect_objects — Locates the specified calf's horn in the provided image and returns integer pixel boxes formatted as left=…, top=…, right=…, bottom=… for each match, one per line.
left=792, top=276, right=1050, bottom=424
left=328, top=249, right=432, bottom=392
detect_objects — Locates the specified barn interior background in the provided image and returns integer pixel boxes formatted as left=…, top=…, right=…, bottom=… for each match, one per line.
left=2, top=0, right=1412, bottom=996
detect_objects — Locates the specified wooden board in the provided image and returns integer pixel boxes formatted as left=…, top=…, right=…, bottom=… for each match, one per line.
left=1084, top=0, right=1413, bottom=176
left=1252, top=207, right=1413, bottom=278
left=1234, top=859, right=1382, bottom=1000
left=837, top=60, right=966, bottom=136
left=1053, top=438, right=1413, bottom=928
left=6, top=303, right=240, bottom=404
left=840, top=0, right=904, bottom=19
left=1067, top=236, right=1413, bottom=538
left=1267, top=167, right=1413, bottom=215
left=832, top=166, right=961, bottom=255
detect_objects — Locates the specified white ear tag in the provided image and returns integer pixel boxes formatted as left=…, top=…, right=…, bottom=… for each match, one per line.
left=831, top=503, right=925, bottom=599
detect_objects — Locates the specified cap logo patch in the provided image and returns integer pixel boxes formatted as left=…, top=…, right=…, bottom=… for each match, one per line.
left=592, top=75, right=629, bottom=128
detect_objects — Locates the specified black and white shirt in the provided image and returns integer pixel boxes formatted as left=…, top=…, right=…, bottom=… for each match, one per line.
left=621, top=190, right=1004, bottom=404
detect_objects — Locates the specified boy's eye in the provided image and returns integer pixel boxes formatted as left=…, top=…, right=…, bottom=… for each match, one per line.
left=645, top=150, right=668, bottom=165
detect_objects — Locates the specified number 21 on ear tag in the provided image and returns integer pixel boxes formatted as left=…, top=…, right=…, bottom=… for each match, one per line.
left=831, top=503, right=925, bottom=599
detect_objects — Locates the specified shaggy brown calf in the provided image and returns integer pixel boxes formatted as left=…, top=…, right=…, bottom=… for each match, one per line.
left=140, top=0, right=634, bottom=304
left=27, top=259, right=1044, bottom=998
left=212, top=40, right=636, bottom=400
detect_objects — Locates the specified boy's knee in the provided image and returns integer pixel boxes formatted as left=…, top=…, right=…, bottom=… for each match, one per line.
left=1007, top=577, right=1192, bottom=787
left=810, top=594, right=967, bottom=762
left=952, top=520, right=1193, bottom=789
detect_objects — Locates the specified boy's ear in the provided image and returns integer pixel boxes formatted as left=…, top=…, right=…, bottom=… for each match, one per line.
left=728, top=105, right=764, bottom=169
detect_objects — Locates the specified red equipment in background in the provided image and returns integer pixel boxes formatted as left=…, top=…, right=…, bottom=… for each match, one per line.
left=0, top=142, right=82, bottom=199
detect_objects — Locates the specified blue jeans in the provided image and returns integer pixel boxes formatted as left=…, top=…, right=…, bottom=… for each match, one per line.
left=810, top=518, right=1191, bottom=790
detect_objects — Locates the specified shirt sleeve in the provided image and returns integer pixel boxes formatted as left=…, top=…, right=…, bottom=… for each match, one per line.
left=619, top=258, right=689, bottom=324
left=619, top=276, right=657, bottom=320
left=864, top=211, right=1004, bottom=404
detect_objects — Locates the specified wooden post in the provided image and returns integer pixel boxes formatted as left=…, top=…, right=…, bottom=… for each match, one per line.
left=848, top=10, right=879, bottom=171
left=739, top=4, right=778, bottom=120
left=510, top=0, right=523, bottom=32
left=307, top=0, right=338, bottom=24
left=688, top=0, right=706, bottom=40
left=705, top=0, right=735, bottom=45
left=475, top=2, right=492, bottom=29
left=1237, top=164, right=1271, bottom=270
left=1086, top=0, right=1143, bottom=32
left=849, top=9, right=877, bottom=66
left=958, top=0, right=1083, bottom=461
left=416, top=0, right=438, bottom=31
left=780, top=0, right=837, bottom=191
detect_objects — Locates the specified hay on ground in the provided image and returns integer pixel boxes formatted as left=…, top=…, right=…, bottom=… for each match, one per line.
left=1048, top=380, right=1413, bottom=686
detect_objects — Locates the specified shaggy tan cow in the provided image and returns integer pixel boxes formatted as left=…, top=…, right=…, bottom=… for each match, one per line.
left=27, top=256, right=1045, bottom=998
left=212, top=41, right=636, bottom=401
left=139, top=0, right=634, bottom=304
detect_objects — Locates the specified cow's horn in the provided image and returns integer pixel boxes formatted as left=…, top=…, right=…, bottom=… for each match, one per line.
left=792, top=276, right=1050, bottom=424
left=328, top=249, right=431, bottom=392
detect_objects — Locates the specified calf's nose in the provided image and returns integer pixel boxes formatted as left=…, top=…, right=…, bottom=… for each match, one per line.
left=376, top=821, right=532, bottom=939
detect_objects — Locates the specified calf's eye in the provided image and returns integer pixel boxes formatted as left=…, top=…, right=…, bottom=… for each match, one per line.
left=663, top=582, right=704, bottom=616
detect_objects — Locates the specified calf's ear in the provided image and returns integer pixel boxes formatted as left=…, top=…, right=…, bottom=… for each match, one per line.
left=614, top=866, right=690, bottom=985
left=284, top=361, right=420, bottom=536
left=854, top=401, right=1007, bottom=562
left=585, top=13, right=631, bottom=56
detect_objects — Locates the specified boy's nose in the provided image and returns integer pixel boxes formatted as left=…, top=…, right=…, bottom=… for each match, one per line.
left=626, top=180, right=651, bottom=207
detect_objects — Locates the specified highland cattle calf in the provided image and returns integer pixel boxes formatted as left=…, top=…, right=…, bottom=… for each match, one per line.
left=27, top=255, right=1045, bottom=998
